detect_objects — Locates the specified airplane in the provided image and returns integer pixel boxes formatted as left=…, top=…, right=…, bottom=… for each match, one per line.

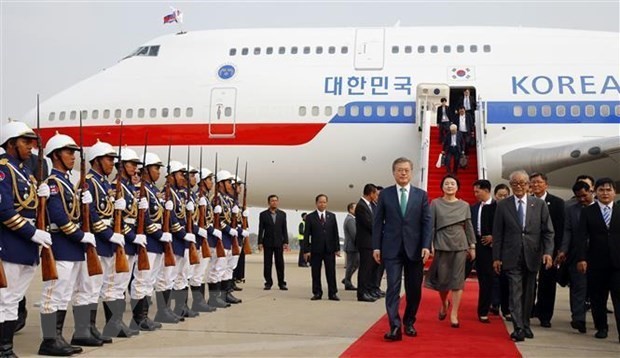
left=16, top=26, right=620, bottom=210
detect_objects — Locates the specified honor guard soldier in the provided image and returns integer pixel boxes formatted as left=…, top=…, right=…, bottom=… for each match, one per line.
left=166, top=161, right=199, bottom=319
left=140, top=153, right=178, bottom=324
left=216, top=170, right=242, bottom=304
left=232, top=175, right=249, bottom=290
left=38, top=133, right=98, bottom=356
left=0, top=120, right=52, bottom=358
left=85, top=140, right=124, bottom=342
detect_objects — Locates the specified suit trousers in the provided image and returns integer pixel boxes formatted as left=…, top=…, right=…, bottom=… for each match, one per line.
left=233, top=250, right=246, bottom=281
left=534, top=264, right=558, bottom=322
left=568, top=262, right=587, bottom=323
left=505, top=258, right=537, bottom=331
left=344, top=251, right=359, bottom=284
left=310, top=252, right=337, bottom=297
left=357, top=248, right=376, bottom=298
left=0, top=262, right=35, bottom=322
left=475, top=243, right=494, bottom=317
left=445, top=146, right=460, bottom=175
left=263, top=246, right=285, bottom=287
left=587, top=268, right=620, bottom=335
left=384, top=255, right=423, bottom=329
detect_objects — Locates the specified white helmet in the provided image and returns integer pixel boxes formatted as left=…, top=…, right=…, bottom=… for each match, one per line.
left=1, top=120, right=38, bottom=147
left=216, top=170, right=234, bottom=183
left=187, top=165, right=198, bottom=174
left=143, top=152, right=163, bottom=167
left=234, top=175, right=244, bottom=184
left=168, top=160, right=186, bottom=174
left=200, top=168, right=213, bottom=180
left=87, top=139, right=117, bottom=162
left=117, top=147, right=142, bottom=164
left=45, top=132, right=80, bottom=157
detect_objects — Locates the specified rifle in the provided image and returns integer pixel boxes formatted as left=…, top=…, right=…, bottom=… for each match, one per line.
left=198, top=147, right=211, bottom=259
left=0, top=260, right=6, bottom=288
left=113, top=123, right=130, bottom=273
left=37, top=95, right=58, bottom=281
left=230, top=157, right=241, bottom=256
left=213, top=154, right=225, bottom=258
left=80, top=111, right=103, bottom=276
left=161, top=143, right=176, bottom=267
left=241, top=162, right=251, bottom=255
left=135, top=133, right=150, bottom=271
left=185, top=146, right=200, bottom=265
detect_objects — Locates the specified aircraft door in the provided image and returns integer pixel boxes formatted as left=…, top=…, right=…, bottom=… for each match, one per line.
left=354, top=28, right=385, bottom=70
left=209, top=88, right=237, bottom=137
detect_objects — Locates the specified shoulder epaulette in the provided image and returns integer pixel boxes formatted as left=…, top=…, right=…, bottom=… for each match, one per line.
left=0, top=158, right=8, bottom=166
left=86, top=173, right=94, bottom=180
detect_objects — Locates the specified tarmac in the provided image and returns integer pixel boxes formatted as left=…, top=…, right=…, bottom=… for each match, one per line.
left=13, top=252, right=620, bottom=357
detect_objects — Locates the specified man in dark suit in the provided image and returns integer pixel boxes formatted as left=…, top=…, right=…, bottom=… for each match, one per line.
left=493, top=170, right=554, bottom=342
left=258, top=195, right=289, bottom=290
left=458, top=88, right=476, bottom=118
left=576, top=178, right=620, bottom=342
left=452, top=107, right=474, bottom=153
left=303, top=194, right=341, bottom=301
left=355, top=184, right=379, bottom=302
left=441, top=124, right=465, bottom=176
left=436, top=97, right=452, bottom=142
left=373, top=157, right=432, bottom=341
left=471, top=180, right=495, bottom=323
left=530, top=173, right=565, bottom=328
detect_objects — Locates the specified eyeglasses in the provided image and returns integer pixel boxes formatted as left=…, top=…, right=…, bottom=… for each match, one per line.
left=510, top=181, right=529, bottom=187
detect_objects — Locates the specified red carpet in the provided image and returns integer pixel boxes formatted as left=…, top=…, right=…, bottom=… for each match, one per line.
left=340, top=281, right=521, bottom=358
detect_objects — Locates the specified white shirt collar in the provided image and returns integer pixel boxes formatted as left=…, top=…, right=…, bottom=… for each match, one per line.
left=514, top=195, right=527, bottom=205
left=597, top=200, right=614, bottom=211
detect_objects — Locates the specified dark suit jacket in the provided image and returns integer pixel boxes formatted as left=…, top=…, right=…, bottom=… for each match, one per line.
left=372, top=184, right=432, bottom=261
left=541, top=192, right=565, bottom=255
left=471, top=200, right=496, bottom=241
left=442, top=132, right=465, bottom=154
left=436, top=105, right=452, bottom=125
left=562, top=202, right=587, bottom=263
left=480, top=201, right=497, bottom=237
left=355, top=198, right=373, bottom=250
left=258, top=209, right=288, bottom=248
left=458, top=94, right=477, bottom=112
left=450, top=113, right=474, bottom=134
left=302, top=210, right=340, bottom=254
left=576, top=203, right=620, bottom=270
left=492, top=195, right=554, bottom=272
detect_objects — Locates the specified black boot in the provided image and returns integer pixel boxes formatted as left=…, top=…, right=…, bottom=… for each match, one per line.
left=116, top=299, right=139, bottom=337
left=232, top=280, right=243, bottom=291
left=103, top=300, right=136, bottom=338
left=38, top=311, right=81, bottom=356
left=224, top=280, right=242, bottom=304
left=70, top=305, right=103, bottom=347
left=129, top=299, right=154, bottom=332
left=14, top=297, right=27, bottom=334
left=1, top=320, right=18, bottom=358
left=142, top=297, right=162, bottom=329
left=88, top=303, right=112, bottom=344
left=207, top=283, right=230, bottom=308
left=153, top=291, right=179, bottom=324
left=191, top=285, right=216, bottom=313
left=173, top=288, right=199, bottom=318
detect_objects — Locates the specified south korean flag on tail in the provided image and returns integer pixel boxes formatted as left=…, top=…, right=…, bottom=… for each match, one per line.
left=449, top=66, right=475, bottom=81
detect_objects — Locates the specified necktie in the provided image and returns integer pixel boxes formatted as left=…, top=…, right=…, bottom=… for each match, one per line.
left=603, top=206, right=611, bottom=228
left=320, top=213, right=325, bottom=224
left=517, top=200, right=524, bottom=229
left=400, top=188, right=408, bottom=216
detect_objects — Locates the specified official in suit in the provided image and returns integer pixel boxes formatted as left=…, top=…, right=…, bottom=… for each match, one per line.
left=355, top=184, right=379, bottom=302
left=441, top=124, right=465, bottom=176
left=530, top=172, right=565, bottom=328
left=576, top=178, right=620, bottom=342
left=342, top=203, right=359, bottom=291
left=452, top=107, right=474, bottom=153
left=373, top=157, right=432, bottom=341
left=471, top=180, right=495, bottom=323
left=493, top=170, right=554, bottom=342
left=436, top=98, right=452, bottom=142
left=258, top=195, right=289, bottom=290
left=458, top=88, right=476, bottom=118
left=303, top=194, right=341, bottom=301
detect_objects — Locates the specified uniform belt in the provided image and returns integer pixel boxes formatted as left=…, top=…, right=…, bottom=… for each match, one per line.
left=124, top=218, right=136, bottom=225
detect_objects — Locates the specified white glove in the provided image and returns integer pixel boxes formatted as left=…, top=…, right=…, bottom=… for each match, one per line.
left=164, top=200, right=174, bottom=211
left=184, top=233, right=196, bottom=243
left=213, top=205, right=222, bottom=214
left=198, top=197, right=207, bottom=207
left=138, top=197, right=149, bottom=210
left=213, top=229, right=222, bottom=239
left=242, top=209, right=249, bottom=218
left=114, top=198, right=126, bottom=211
left=81, top=190, right=93, bottom=205
left=31, top=229, right=52, bottom=248
left=186, top=201, right=195, bottom=212
left=241, top=229, right=249, bottom=238
left=197, top=227, right=208, bottom=239
left=228, top=227, right=238, bottom=237
left=109, top=233, right=125, bottom=247
left=160, top=232, right=172, bottom=243
left=37, top=183, right=50, bottom=198
left=232, top=205, right=240, bottom=214
left=81, top=232, right=96, bottom=247
left=133, top=234, right=147, bottom=248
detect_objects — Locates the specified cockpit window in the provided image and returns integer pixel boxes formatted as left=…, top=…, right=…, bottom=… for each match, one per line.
left=123, top=45, right=160, bottom=60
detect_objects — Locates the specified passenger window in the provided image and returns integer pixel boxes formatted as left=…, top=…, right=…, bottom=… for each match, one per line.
left=527, top=106, right=537, bottom=117
left=92, top=110, right=98, bottom=120
left=457, top=45, right=464, bottom=53
left=404, top=106, right=413, bottom=117
left=570, top=105, right=580, bottom=117
left=59, top=111, right=66, bottom=121
left=341, top=46, right=348, bottom=54
left=404, top=46, right=412, bottom=54
left=149, top=108, right=157, bottom=118
left=253, top=47, right=261, bottom=55
left=556, top=105, right=566, bottom=117
left=186, top=108, right=193, bottom=117
left=173, top=108, right=181, bottom=118
left=417, top=46, right=425, bottom=54
left=390, top=106, right=399, bottom=117
left=350, top=105, right=359, bottom=117
left=585, top=105, right=595, bottom=117
left=513, top=105, right=523, bottom=117
left=483, top=45, right=491, bottom=52
left=541, top=105, right=551, bottom=117
left=377, top=106, right=386, bottom=117
left=337, top=106, right=346, bottom=116
left=363, top=106, right=372, bottom=117
left=224, top=107, right=233, bottom=117
left=328, top=46, right=336, bottom=54
left=392, top=46, right=399, bottom=54
left=162, top=108, right=169, bottom=118
left=278, top=47, right=286, bottom=54
left=299, top=106, right=306, bottom=116
left=600, top=105, right=610, bottom=117
left=114, top=109, right=121, bottom=119
left=266, top=47, right=273, bottom=55
left=303, top=46, right=311, bottom=54
left=126, top=109, right=133, bottom=119
left=443, top=45, right=451, bottom=53
left=470, top=45, right=478, bottom=53
left=229, top=48, right=237, bottom=56
left=138, top=108, right=145, bottom=118
left=311, top=106, right=319, bottom=116
left=324, top=106, right=332, bottom=116
left=103, top=110, right=110, bottom=119
left=430, top=45, right=438, bottom=53
left=316, top=46, right=323, bottom=54
left=291, top=46, right=298, bottom=54
left=70, top=111, right=77, bottom=120
left=49, top=112, right=55, bottom=121
left=80, top=110, right=87, bottom=120
left=241, top=48, right=249, bottom=56
left=615, top=104, right=620, bottom=117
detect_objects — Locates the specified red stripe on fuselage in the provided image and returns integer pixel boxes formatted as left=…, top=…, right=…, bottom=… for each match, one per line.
left=39, top=123, right=326, bottom=146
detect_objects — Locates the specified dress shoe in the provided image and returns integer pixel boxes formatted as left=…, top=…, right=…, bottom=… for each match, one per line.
left=503, top=314, right=513, bottom=322
left=570, top=320, right=587, bottom=333
left=450, top=321, right=460, bottom=328
left=404, top=324, right=417, bottom=337
left=510, top=329, right=525, bottom=342
left=384, top=327, right=402, bottom=342
left=375, top=289, right=386, bottom=298
left=357, top=294, right=377, bottom=302
left=344, top=285, right=357, bottom=291
left=523, top=327, right=534, bottom=339
left=594, top=329, right=608, bottom=339
left=279, top=285, right=288, bottom=291
left=479, top=316, right=490, bottom=324
left=489, top=306, right=500, bottom=315
left=263, top=285, right=272, bottom=291
left=310, top=295, right=322, bottom=301
left=540, top=320, right=552, bottom=328
left=328, top=295, right=340, bottom=301
left=438, top=311, right=447, bottom=321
